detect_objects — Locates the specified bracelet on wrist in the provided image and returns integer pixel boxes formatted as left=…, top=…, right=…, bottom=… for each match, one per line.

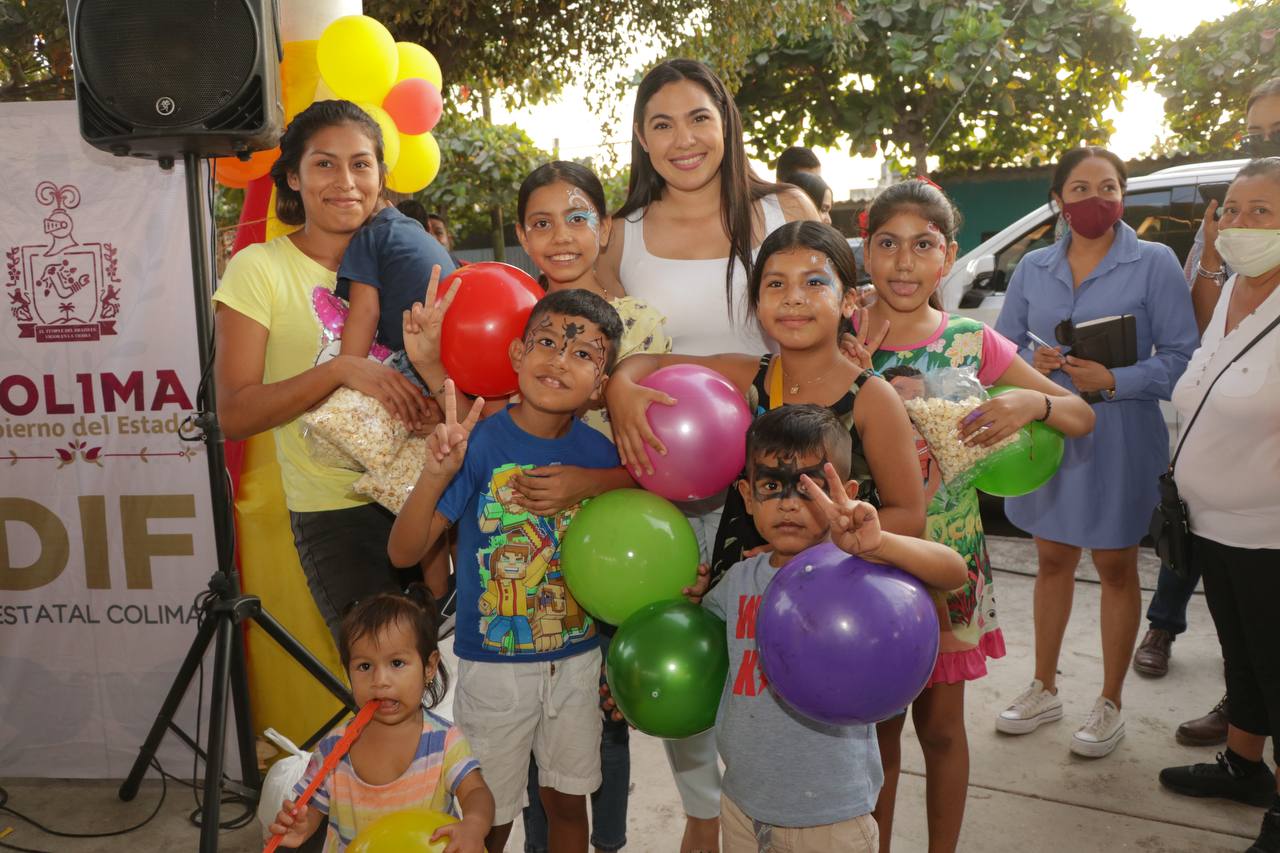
left=1036, top=394, right=1052, bottom=422
left=1196, top=262, right=1226, bottom=286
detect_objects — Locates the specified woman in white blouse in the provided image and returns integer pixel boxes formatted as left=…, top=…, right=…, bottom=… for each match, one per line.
left=1157, top=158, right=1280, bottom=853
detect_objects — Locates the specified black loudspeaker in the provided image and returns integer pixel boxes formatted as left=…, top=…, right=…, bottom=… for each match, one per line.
left=68, top=0, right=284, bottom=162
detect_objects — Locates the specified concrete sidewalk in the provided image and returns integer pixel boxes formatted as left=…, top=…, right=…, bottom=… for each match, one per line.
left=0, top=537, right=1266, bottom=851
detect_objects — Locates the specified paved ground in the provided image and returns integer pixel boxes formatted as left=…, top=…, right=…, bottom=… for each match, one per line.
left=0, top=537, right=1268, bottom=852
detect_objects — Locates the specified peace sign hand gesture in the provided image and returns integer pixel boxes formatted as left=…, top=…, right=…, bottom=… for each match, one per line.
left=424, top=379, right=485, bottom=480
left=799, top=462, right=884, bottom=558
left=839, top=308, right=889, bottom=372
left=403, top=264, right=461, bottom=374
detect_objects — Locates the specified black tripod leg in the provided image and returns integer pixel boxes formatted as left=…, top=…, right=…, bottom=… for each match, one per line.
left=118, top=609, right=219, bottom=802
left=198, top=614, right=234, bottom=853
left=229, top=624, right=260, bottom=795
left=250, top=609, right=356, bottom=709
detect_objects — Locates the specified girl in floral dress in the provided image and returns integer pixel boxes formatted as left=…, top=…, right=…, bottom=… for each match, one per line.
left=844, top=180, right=1096, bottom=852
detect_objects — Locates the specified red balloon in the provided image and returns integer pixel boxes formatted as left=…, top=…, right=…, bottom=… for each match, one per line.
left=382, top=78, right=443, bottom=135
left=438, top=262, right=543, bottom=397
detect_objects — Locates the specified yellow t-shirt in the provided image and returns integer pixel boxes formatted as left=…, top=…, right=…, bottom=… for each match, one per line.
left=583, top=296, right=672, bottom=439
left=212, top=236, right=367, bottom=512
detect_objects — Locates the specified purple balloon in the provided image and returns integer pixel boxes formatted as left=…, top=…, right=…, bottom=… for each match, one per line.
left=756, top=542, right=940, bottom=726
left=634, top=365, right=752, bottom=502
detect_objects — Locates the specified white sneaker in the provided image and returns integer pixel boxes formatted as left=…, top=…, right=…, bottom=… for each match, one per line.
left=1070, top=696, right=1125, bottom=758
left=996, top=679, right=1064, bottom=734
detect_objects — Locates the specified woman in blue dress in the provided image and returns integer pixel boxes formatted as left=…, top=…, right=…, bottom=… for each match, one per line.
left=992, top=147, right=1198, bottom=759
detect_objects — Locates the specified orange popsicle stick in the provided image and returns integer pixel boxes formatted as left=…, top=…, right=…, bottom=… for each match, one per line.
left=263, top=701, right=378, bottom=853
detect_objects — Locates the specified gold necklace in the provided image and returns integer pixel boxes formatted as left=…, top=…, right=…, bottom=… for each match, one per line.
left=779, top=357, right=837, bottom=395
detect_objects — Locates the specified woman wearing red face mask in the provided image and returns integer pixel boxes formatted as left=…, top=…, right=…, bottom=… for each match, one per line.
left=992, top=147, right=1199, bottom=759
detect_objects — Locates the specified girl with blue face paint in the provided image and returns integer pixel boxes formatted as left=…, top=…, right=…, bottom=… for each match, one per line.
left=515, top=161, right=674, bottom=445
left=607, top=219, right=928, bottom=572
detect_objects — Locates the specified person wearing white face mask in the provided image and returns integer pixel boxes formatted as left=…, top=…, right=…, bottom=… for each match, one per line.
left=1134, top=76, right=1280, bottom=749
left=1157, top=158, right=1280, bottom=853
left=1184, top=78, right=1280, bottom=333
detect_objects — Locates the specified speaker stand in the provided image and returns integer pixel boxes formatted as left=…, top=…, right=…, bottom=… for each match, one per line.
left=116, top=152, right=356, bottom=853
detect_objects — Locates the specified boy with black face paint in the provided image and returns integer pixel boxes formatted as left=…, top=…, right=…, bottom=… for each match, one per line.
left=688, top=405, right=966, bottom=852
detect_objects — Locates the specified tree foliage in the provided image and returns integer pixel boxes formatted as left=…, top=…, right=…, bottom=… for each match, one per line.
left=410, top=112, right=550, bottom=245
left=364, top=0, right=851, bottom=109
left=0, top=0, right=71, bottom=101
left=1150, top=0, right=1280, bottom=155
left=732, top=0, right=1141, bottom=175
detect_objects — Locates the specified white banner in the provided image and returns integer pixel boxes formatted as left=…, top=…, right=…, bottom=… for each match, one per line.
left=0, top=101, right=217, bottom=778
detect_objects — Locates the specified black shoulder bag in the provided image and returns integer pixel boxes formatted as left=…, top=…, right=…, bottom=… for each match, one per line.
left=1150, top=312, right=1280, bottom=577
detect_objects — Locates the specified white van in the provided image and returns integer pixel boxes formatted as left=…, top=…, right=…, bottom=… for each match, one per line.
left=939, top=157, right=1249, bottom=447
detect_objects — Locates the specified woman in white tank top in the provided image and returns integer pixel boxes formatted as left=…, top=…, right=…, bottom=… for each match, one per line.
left=599, top=60, right=816, bottom=356
left=596, top=58, right=817, bottom=853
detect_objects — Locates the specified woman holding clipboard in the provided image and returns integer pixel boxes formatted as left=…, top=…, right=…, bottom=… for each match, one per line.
left=992, top=147, right=1199, bottom=759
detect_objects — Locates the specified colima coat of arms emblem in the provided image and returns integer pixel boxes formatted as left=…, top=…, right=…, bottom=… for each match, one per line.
left=5, top=181, right=121, bottom=342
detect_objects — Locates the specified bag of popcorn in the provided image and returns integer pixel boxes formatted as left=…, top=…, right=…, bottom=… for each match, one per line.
left=299, top=387, right=410, bottom=474
left=301, top=423, right=364, bottom=471
left=901, top=367, right=1030, bottom=491
left=354, top=434, right=429, bottom=514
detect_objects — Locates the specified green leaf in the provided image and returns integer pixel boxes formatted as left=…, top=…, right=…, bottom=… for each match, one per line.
left=731, top=0, right=1145, bottom=171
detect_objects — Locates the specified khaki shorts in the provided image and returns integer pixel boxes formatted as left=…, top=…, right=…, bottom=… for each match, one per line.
left=721, top=794, right=879, bottom=853
left=453, top=650, right=603, bottom=825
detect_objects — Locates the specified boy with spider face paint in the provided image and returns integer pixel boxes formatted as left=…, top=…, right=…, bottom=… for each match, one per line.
left=690, top=405, right=965, bottom=851
left=389, top=289, right=636, bottom=853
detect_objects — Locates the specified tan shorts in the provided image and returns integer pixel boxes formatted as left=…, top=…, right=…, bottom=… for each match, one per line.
left=721, top=793, right=879, bottom=853
left=453, top=650, right=603, bottom=825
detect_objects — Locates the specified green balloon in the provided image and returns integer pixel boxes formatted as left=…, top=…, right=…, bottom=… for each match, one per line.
left=561, top=489, right=700, bottom=626
left=974, top=385, right=1066, bottom=497
left=606, top=600, right=729, bottom=739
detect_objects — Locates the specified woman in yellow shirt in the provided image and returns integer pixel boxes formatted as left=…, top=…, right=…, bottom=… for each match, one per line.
left=213, top=100, right=434, bottom=639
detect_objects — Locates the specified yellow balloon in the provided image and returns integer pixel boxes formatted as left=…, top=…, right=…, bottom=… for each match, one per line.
left=394, top=42, right=443, bottom=90
left=281, top=40, right=320, bottom=125
left=386, top=132, right=441, bottom=193
left=355, top=102, right=401, bottom=172
left=348, top=809, right=457, bottom=853
left=314, top=77, right=338, bottom=102
left=317, top=15, right=398, bottom=104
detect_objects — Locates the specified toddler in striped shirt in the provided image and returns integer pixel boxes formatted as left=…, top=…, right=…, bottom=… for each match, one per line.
left=268, top=589, right=494, bottom=852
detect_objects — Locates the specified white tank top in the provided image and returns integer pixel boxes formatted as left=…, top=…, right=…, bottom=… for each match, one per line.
left=619, top=193, right=787, bottom=356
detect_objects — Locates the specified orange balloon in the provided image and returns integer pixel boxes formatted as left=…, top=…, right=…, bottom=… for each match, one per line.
left=214, top=147, right=279, bottom=188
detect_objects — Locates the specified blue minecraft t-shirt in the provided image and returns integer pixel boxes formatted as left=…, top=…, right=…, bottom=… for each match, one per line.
left=437, top=407, right=619, bottom=662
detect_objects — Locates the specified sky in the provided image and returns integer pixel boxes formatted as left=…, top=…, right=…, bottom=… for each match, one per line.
left=490, top=0, right=1239, bottom=198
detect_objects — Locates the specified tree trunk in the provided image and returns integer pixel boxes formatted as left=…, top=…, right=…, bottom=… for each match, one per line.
left=908, top=132, right=929, bottom=178
left=480, top=89, right=506, bottom=262
left=490, top=207, right=506, bottom=261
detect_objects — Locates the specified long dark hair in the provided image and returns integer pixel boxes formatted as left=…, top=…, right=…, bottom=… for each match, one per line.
left=748, top=220, right=857, bottom=316
left=615, top=59, right=785, bottom=320
left=517, top=160, right=608, bottom=225
left=269, top=99, right=387, bottom=227
left=865, top=180, right=963, bottom=311
left=786, top=171, right=832, bottom=213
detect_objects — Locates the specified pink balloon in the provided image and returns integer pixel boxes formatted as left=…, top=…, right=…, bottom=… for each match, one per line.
left=382, top=78, right=443, bottom=135
left=633, top=365, right=753, bottom=502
